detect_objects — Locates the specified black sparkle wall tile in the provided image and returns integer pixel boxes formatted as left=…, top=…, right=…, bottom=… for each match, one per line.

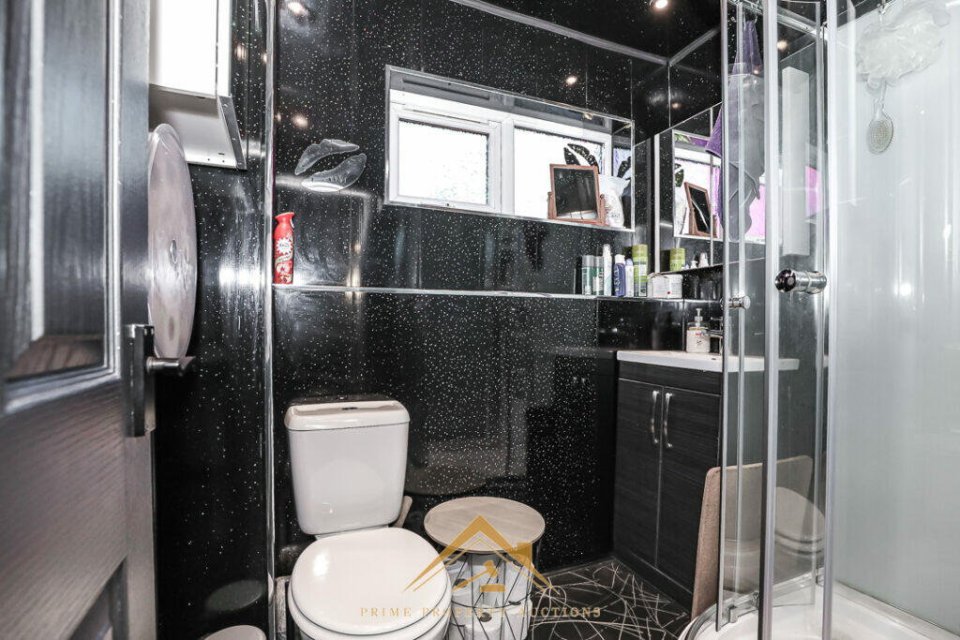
left=271, top=0, right=718, bottom=581
left=476, top=0, right=717, bottom=59
left=154, top=1, right=269, bottom=638
left=587, top=47, right=633, bottom=119
left=272, top=289, right=618, bottom=571
left=359, top=202, right=423, bottom=288
left=668, top=30, right=722, bottom=127
left=632, top=58, right=671, bottom=140
left=420, top=0, right=487, bottom=80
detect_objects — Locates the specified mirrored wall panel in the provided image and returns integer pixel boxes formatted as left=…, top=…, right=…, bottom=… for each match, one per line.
left=654, top=104, right=725, bottom=272
left=386, top=67, right=635, bottom=231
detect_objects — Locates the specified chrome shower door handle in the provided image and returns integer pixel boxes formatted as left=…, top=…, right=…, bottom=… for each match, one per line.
left=662, top=392, right=674, bottom=449
left=775, top=269, right=828, bottom=294
left=649, top=389, right=660, bottom=446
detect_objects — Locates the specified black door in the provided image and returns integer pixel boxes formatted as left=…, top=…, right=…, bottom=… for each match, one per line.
left=614, top=379, right=663, bottom=564
left=657, top=387, right=721, bottom=587
left=0, top=0, right=154, bottom=637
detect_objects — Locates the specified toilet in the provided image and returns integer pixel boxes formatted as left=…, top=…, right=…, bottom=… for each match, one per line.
left=285, top=399, right=451, bottom=640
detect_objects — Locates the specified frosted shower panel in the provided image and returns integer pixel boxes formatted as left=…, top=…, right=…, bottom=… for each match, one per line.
left=832, top=4, right=960, bottom=633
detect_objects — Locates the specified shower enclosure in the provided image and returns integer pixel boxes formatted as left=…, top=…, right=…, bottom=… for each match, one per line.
left=684, top=0, right=960, bottom=637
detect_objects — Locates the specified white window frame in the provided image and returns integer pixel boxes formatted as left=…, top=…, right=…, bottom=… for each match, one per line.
left=387, top=90, right=615, bottom=219
left=388, top=93, right=502, bottom=213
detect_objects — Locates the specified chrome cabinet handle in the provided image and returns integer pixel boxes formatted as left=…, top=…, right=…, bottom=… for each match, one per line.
left=662, top=392, right=674, bottom=449
left=649, top=389, right=660, bottom=446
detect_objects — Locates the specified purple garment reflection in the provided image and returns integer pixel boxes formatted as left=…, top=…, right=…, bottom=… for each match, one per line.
left=706, top=19, right=764, bottom=237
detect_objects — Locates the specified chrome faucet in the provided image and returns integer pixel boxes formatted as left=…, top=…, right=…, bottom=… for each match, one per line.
left=706, top=317, right=724, bottom=352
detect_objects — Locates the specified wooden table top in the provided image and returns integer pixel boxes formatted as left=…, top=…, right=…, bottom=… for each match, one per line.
left=423, top=496, right=545, bottom=552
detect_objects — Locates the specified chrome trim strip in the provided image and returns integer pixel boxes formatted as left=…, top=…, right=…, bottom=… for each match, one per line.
left=759, top=0, right=782, bottom=633
left=669, top=27, right=721, bottom=66
left=717, top=0, right=731, bottom=629
left=274, top=284, right=700, bottom=302
left=822, top=0, right=840, bottom=633
left=729, top=0, right=819, bottom=34
left=219, top=94, right=248, bottom=170
left=263, top=0, right=278, bottom=637
left=446, top=0, right=669, bottom=64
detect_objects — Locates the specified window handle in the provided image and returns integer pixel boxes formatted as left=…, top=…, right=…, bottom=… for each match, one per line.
left=662, top=392, right=674, bottom=449
left=649, top=389, right=660, bottom=446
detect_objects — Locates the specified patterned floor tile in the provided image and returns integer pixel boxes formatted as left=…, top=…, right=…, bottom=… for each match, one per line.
left=529, top=559, right=689, bottom=640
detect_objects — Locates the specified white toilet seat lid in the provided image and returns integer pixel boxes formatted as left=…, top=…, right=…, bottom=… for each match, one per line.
left=289, top=578, right=451, bottom=640
left=291, top=528, right=449, bottom=636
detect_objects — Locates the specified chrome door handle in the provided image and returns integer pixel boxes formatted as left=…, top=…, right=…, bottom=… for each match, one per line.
left=728, top=295, right=751, bottom=309
left=649, top=389, right=660, bottom=446
left=146, top=355, right=195, bottom=376
left=662, top=392, right=674, bottom=449
left=775, top=269, right=827, bottom=294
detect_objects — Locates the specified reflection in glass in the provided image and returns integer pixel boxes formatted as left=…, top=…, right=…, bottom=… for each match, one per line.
left=514, top=128, right=602, bottom=219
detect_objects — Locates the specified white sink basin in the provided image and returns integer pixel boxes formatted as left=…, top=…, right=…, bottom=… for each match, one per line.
left=616, top=350, right=799, bottom=373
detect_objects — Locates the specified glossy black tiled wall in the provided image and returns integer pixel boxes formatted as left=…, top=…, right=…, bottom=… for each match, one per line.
left=154, top=1, right=269, bottom=638
left=272, top=291, right=699, bottom=571
left=272, top=0, right=721, bottom=580
left=275, top=0, right=649, bottom=296
left=480, top=0, right=720, bottom=57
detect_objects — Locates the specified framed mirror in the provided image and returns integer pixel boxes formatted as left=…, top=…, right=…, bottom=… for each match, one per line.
left=548, top=165, right=605, bottom=224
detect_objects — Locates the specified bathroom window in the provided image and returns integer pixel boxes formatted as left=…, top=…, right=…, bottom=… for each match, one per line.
left=386, top=68, right=633, bottom=227
left=393, top=116, right=498, bottom=210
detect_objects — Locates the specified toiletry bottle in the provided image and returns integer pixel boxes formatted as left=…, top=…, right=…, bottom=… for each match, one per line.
left=602, top=245, right=613, bottom=296
left=592, top=257, right=602, bottom=296
left=614, top=254, right=626, bottom=297
left=274, top=211, right=295, bottom=284
left=581, top=255, right=593, bottom=296
left=625, top=255, right=635, bottom=297
left=633, top=244, right=648, bottom=297
left=686, top=308, right=711, bottom=354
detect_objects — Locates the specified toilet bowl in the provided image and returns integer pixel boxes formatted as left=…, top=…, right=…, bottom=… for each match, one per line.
left=284, top=400, right=452, bottom=640
left=288, top=528, right=451, bottom=640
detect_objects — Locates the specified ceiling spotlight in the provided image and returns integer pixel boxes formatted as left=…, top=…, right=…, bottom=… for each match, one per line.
left=565, top=75, right=579, bottom=86
left=777, top=39, right=789, bottom=51
left=650, top=0, right=669, bottom=11
left=287, top=1, right=308, bottom=17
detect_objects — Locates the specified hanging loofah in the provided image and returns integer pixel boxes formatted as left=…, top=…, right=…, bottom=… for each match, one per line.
left=856, top=0, right=950, bottom=91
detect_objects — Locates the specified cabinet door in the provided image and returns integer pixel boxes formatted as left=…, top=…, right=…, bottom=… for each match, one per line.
left=613, top=379, right=663, bottom=564
left=657, top=387, right=721, bottom=589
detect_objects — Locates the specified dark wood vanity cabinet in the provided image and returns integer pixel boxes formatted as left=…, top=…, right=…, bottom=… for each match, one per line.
left=613, top=361, right=721, bottom=607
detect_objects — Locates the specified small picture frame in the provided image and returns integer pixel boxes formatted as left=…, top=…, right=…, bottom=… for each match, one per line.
left=684, top=182, right=715, bottom=238
left=548, top=164, right=606, bottom=225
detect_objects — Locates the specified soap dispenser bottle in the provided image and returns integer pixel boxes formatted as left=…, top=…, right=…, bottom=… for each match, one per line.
left=686, top=308, right=710, bottom=354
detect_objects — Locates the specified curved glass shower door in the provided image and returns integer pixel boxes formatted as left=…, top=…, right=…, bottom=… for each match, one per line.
left=714, top=1, right=828, bottom=638
left=696, top=0, right=960, bottom=637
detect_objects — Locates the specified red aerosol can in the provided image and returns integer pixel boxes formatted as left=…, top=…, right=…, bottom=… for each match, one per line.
left=273, top=211, right=295, bottom=284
